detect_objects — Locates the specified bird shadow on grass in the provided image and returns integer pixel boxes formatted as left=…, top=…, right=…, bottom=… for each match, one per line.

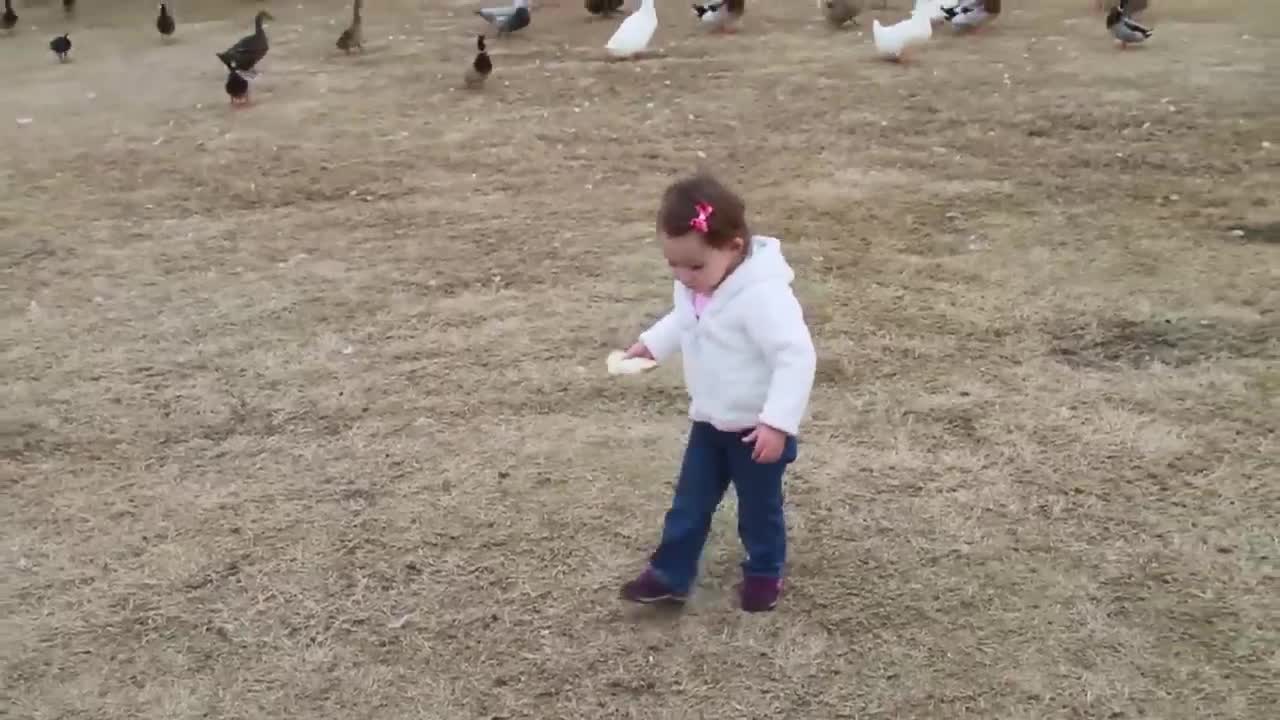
left=600, top=49, right=669, bottom=63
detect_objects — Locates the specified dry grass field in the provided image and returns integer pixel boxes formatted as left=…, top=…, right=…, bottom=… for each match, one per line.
left=3, top=0, right=1278, bottom=717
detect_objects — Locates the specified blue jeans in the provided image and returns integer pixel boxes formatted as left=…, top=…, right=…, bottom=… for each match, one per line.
left=649, top=422, right=798, bottom=594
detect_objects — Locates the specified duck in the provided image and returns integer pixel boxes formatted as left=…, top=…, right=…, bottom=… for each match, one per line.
left=2, top=0, right=18, bottom=33
left=157, top=3, right=176, bottom=39
left=605, top=0, right=657, bottom=58
left=872, top=9, right=931, bottom=62
left=820, top=0, right=861, bottom=29
left=1106, top=3, right=1152, bottom=48
left=464, top=34, right=493, bottom=89
left=476, top=0, right=530, bottom=37
left=940, top=0, right=1000, bottom=30
left=50, top=33, right=72, bottom=62
left=225, top=69, right=250, bottom=107
left=217, top=11, right=273, bottom=76
left=691, top=0, right=745, bottom=33
left=586, top=0, right=625, bottom=17
left=62, top=0, right=74, bottom=15
left=336, top=0, right=364, bottom=53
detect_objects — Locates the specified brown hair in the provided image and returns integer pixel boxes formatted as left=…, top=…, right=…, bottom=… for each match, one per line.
left=657, top=173, right=751, bottom=249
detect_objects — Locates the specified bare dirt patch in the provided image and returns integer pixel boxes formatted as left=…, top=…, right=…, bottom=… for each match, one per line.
left=1229, top=221, right=1280, bottom=245
left=1050, top=315, right=1280, bottom=369
left=3, top=1, right=1279, bottom=719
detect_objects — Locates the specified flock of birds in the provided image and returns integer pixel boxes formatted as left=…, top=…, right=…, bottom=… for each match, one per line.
left=867, top=0, right=1152, bottom=61
left=1, top=0, right=1156, bottom=106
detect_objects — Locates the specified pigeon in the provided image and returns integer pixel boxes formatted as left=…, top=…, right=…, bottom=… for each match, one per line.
left=476, top=0, right=530, bottom=37
left=940, top=0, right=1001, bottom=31
left=692, top=0, right=745, bottom=33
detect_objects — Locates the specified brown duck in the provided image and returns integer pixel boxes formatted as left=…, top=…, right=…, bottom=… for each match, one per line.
left=3, top=0, right=18, bottom=32
left=586, top=0, right=625, bottom=16
left=464, top=34, right=493, bottom=90
left=337, top=0, right=364, bottom=53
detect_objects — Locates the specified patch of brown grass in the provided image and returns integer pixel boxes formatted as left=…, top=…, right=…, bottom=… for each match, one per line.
left=3, top=1, right=1278, bottom=718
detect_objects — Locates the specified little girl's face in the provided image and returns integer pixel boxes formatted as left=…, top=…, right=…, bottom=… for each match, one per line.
left=662, top=233, right=745, bottom=295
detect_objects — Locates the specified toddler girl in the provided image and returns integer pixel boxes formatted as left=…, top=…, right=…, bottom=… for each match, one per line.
left=620, top=173, right=816, bottom=612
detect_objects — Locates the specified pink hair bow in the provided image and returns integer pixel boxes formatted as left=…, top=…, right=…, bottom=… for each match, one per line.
left=690, top=202, right=714, bottom=233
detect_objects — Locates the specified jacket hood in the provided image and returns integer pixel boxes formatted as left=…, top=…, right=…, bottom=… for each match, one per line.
left=713, top=235, right=794, bottom=301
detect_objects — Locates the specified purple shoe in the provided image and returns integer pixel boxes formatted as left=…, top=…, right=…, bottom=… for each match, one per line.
left=620, top=568, right=686, bottom=605
left=740, top=576, right=783, bottom=612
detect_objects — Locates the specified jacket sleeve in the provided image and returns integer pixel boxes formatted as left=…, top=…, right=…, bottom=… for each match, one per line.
left=744, top=284, right=817, bottom=436
left=637, top=282, right=686, bottom=362
left=638, top=309, right=683, bottom=362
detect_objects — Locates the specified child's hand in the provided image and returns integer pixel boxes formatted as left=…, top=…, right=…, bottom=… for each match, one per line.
left=624, top=342, right=654, bottom=361
left=743, top=423, right=787, bottom=463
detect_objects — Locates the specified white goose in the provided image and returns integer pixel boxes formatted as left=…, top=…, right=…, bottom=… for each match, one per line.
left=913, top=0, right=948, bottom=22
left=873, top=9, right=932, bottom=61
left=606, top=0, right=658, bottom=58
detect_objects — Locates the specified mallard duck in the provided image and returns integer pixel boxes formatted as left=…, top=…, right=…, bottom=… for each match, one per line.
left=225, top=69, right=250, bottom=107
left=586, top=0, right=625, bottom=17
left=1106, top=3, right=1152, bottom=48
left=336, top=0, right=364, bottom=53
left=821, top=0, right=861, bottom=28
left=872, top=10, right=931, bottom=62
left=476, top=0, right=530, bottom=37
left=605, top=0, right=656, bottom=58
left=50, top=34, right=72, bottom=62
left=940, top=0, right=1000, bottom=30
left=217, top=11, right=273, bottom=76
left=157, top=3, right=176, bottom=38
left=2, top=0, right=18, bottom=33
left=1094, top=0, right=1147, bottom=14
left=692, top=0, right=744, bottom=33
left=464, top=34, right=492, bottom=89
left=1124, top=0, right=1149, bottom=12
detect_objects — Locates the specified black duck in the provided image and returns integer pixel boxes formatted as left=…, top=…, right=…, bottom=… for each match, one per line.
left=50, top=33, right=71, bottom=62
left=225, top=69, right=250, bottom=107
left=157, top=3, right=176, bottom=38
left=217, top=11, right=273, bottom=75
left=585, top=0, right=625, bottom=17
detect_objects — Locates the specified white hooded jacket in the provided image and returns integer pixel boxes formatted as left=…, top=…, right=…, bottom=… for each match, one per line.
left=639, top=235, right=817, bottom=436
